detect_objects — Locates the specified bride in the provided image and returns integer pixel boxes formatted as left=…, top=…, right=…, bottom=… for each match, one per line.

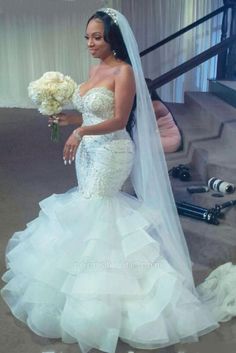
left=1, top=8, right=236, bottom=353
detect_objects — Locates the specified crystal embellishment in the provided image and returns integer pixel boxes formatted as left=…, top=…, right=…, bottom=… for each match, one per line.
left=72, top=84, right=135, bottom=199
left=102, top=8, right=118, bottom=24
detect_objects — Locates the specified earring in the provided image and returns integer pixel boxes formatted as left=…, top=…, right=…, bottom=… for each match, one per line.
left=112, top=50, right=117, bottom=57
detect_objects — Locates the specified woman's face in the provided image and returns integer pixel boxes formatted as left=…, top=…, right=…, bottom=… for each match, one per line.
left=85, top=19, right=112, bottom=59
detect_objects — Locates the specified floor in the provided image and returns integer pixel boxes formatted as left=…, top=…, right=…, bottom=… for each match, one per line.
left=1, top=108, right=236, bottom=353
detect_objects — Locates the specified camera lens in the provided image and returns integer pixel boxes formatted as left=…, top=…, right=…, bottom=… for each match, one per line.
left=180, top=170, right=191, bottom=181
left=208, top=177, right=235, bottom=194
left=208, top=177, right=217, bottom=190
left=170, top=165, right=191, bottom=181
left=225, top=184, right=235, bottom=193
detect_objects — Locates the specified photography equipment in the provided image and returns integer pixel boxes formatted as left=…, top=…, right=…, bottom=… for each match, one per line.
left=176, top=199, right=236, bottom=225
left=214, top=200, right=236, bottom=213
left=169, top=164, right=191, bottom=181
left=208, top=177, right=235, bottom=194
left=176, top=201, right=220, bottom=225
left=187, top=186, right=209, bottom=194
left=211, top=193, right=224, bottom=198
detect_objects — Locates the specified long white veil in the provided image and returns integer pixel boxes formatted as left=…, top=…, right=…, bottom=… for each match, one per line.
left=103, top=11, right=236, bottom=327
left=100, top=8, right=196, bottom=292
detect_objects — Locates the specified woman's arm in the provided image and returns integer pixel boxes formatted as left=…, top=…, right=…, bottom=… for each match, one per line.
left=66, top=111, right=83, bottom=125
left=62, top=64, right=135, bottom=164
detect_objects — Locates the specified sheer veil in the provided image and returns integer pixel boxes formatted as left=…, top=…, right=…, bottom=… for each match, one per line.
left=100, top=8, right=196, bottom=292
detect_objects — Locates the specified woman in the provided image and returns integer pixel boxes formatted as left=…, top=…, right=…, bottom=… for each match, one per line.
left=145, top=78, right=183, bottom=153
left=1, top=8, right=235, bottom=353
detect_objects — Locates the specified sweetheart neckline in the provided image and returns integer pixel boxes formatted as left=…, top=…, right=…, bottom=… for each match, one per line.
left=78, top=84, right=115, bottom=98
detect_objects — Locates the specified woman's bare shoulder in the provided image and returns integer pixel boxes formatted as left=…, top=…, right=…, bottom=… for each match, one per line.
left=114, top=62, right=133, bottom=74
left=113, top=63, right=134, bottom=86
left=113, top=62, right=135, bottom=100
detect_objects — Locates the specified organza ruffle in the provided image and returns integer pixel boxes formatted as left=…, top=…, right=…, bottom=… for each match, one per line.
left=1, top=188, right=221, bottom=353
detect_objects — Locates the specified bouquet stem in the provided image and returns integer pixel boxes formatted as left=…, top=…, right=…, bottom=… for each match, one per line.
left=51, top=122, right=60, bottom=143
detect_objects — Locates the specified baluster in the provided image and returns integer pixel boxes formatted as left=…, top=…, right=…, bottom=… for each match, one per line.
left=226, top=0, right=236, bottom=79
left=217, top=0, right=230, bottom=79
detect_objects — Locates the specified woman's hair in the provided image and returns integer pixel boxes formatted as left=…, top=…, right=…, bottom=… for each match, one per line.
left=145, top=78, right=162, bottom=101
left=87, top=11, right=136, bottom=138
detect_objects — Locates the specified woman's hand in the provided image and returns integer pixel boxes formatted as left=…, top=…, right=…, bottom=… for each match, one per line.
left=48, top=112, right=70, bottom=127
left=63, top=132, right=81, bottom=165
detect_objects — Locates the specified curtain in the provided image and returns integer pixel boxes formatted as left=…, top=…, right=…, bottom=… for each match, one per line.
left=121, top=0, right=223, bottom=102
left=0, top=0, right=122, bottom=108
left=0, top=0, right=223, bottom=107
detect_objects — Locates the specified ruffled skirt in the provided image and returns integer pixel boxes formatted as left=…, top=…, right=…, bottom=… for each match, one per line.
left=1, top=187, right=228, bottom=353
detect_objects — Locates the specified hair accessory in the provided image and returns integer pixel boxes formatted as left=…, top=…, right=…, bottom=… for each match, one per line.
left=102, top=8, right=118, bottom=24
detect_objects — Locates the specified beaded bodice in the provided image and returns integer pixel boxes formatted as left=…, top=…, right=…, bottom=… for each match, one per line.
left=72, top=84, right=135, bottom=199
left=72, top=84, right=115, bottom=126
left=72, top=83, right=130, bottom=141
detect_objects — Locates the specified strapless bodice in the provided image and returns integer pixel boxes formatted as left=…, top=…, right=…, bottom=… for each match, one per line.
left=72, top=83, right=131, bottom=141
left=72, top=84, right=115, bottom=125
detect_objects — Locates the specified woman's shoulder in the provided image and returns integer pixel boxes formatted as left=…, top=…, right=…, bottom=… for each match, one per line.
left=113, top=62, right=134, bottom=84
left=114, top=61, right=133, bottom=73
left=113, top=62, right=135, bottom=95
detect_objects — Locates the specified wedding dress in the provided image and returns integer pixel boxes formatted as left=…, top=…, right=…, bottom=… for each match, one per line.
left=2, top=84, right=236, bottom=353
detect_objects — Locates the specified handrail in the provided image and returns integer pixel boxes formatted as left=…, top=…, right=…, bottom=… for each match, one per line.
left=148, top=34, right=236, bottom=90
left=140, top=5, right=229, bottom=57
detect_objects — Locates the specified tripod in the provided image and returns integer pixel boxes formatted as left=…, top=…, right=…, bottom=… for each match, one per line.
left=176, top=200, right=236, bottom=225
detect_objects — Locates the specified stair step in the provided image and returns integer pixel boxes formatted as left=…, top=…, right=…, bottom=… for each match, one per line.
left=157, top=93, right=236, bottom=269
left=165, top=94, right=236, bottom=180
left=184, top=91, right=236, bottom=123
left=165, top=92, right=236, bottom=159
left=209, top=79, right=236, bottom=108
left=189, top=146, right=236, bottom=182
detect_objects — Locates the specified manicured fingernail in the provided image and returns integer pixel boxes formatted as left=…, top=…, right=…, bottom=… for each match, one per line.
left=64, top=160, right=67, bottom=165
left=63, top=156, right=65, bottom=160
left=72, top=156, right=75, bottom=161
left=69, top=160, right=71, bottom=165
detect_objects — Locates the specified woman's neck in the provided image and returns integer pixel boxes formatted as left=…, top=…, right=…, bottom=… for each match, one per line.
left=100, top=53, right=122, bottom=67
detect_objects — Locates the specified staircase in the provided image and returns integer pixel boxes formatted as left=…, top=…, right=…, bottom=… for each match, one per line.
left=138, top=1, right=236, bottom=280
left=209, top=79, right=236, bottom=108
left=165, top=88, right=236, bottom=276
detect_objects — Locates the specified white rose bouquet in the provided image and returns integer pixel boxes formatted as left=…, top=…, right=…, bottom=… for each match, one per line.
left=28, top=71, right=77, bottom=142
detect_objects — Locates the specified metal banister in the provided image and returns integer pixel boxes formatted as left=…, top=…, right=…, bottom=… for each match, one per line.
left=148, top=35, right=236, bottom=90
left=140, top=5, right=229, bottom=57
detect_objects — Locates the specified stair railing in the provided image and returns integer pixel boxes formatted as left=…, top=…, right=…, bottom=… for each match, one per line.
left=142, top=0, right=236, bottom=91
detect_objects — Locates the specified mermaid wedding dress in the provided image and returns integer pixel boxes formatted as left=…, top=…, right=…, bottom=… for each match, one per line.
left=1, top=85, right=236, bottom=353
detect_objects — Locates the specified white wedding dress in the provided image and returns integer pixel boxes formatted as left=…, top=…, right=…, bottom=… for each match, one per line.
left=1, top=85, right=236, bottom=353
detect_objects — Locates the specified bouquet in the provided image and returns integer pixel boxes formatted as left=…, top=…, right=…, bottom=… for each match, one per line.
left=28, top=71, right=77, bottom=142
